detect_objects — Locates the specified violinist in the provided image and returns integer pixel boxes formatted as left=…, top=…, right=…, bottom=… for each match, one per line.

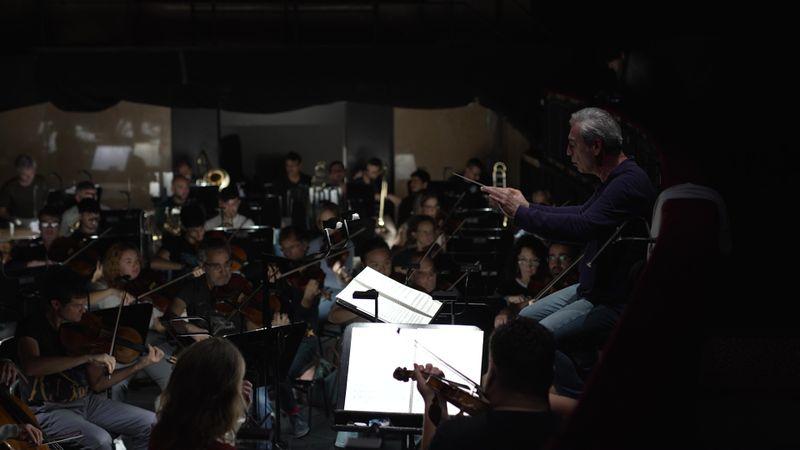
left=328, top=238, right=396, bottom=325
left=307, top=202, right=355, bottom=320
left=395, top=190, right=442, bottom=248
left=392, top=215, right=447, bottom=274
left=88, top=242, right=175, bottom=400
left=4, top=205, right=60, bottom=270
left=398, top=169, right=430, bottom=226
left=203, top=186, right=254, bottom=231
left=494, top=237, right=550, bottom=328
left=168, top=239, right=269, bottom=339
left=15, top=269, right=161, bottom=450
left=407, top=254, right=440, bottom=294
left=151, top=203, right=206, bottom=272
left=414, top=318, right=555, bottom=450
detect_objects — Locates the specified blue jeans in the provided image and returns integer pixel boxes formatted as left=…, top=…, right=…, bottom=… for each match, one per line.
left=518, top=284, right=593, bottom=342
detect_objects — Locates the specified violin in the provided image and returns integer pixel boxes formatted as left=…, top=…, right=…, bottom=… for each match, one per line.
left=59, top=312, right=174, bottom=366
left=393, top=367, right=490, bottom=417
left=125, top=271, right=172, bottom=313
left=1, top=387, right=81, bottom=449
left=210, top=273, right=281, bottom=327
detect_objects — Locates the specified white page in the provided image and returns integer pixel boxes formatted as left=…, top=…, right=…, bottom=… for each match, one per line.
left=337, top=267, right=442, bottom=324
left=343, top=324, right=483, bottom=415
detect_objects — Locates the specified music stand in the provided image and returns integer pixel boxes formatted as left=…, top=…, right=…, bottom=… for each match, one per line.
left=88, top=303, right=152, bottom=341
left=334, top=323, right=484, bottom=447
left=224, top=322, right=306, bottom=448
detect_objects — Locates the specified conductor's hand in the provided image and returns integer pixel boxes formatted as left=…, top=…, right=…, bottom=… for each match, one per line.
left=481, top=186, right=529, bottom=218
left=414, top=363, right=443, bottom=404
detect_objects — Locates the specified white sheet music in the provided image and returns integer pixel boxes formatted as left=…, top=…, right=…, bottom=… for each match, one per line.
left=343, top=324, right=484, bottom=414
left=336, top=267, right=442, bottom=324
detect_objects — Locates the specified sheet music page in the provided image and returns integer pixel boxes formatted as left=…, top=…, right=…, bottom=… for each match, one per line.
left=337, top=267, right=442, bottom=324
left=343, top=324, right=484, bottom=415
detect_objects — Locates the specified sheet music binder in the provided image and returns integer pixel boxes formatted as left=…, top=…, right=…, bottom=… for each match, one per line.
left=335, top=267, right=444, bottom=324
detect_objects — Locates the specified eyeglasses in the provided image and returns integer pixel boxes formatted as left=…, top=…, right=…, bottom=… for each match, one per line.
left=517, top=258, right=541, bottom=267
left=548, top=255, right=571, bottom=263
left=40, top=221, right=60, bottom=229
left=204, top=260, right=233, bottom=271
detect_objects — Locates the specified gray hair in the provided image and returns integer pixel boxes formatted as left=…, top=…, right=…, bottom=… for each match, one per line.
left=569, top=108, right=624, bottom=156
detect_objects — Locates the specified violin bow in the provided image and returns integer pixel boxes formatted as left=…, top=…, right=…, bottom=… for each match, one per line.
left=59, top=227, right=114, bottom=266
left=136, top=269, right=201, bottom=301
left=409, top=337, right=486, bottom=399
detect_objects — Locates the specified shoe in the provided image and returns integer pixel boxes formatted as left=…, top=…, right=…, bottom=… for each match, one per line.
left=289, top=413, right=310, bottom=439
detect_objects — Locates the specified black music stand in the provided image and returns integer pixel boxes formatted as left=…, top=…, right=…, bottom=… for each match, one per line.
left=88, top=303, right=152, bottom=341
left=224, top=322, right=306, bottom=449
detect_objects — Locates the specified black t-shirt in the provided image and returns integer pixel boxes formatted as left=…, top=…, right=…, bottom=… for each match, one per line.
left=430, top=410, right=555, bottom=450
left=15, top=313, right=90, bottom=404
left=0, top=175, right=49, bottom=219
left=175, top=273, right=259, bottom=335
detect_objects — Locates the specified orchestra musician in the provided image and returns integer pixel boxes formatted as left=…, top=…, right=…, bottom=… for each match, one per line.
left=154, top=175, right=192, bottom=233
left=151, top=204, right=206, bottom=272
left=15, top=269, right=162, bottom=450
left=5, top=205, right=61, bottom=270
left=69, top=198, right=102, bottom=241
left=59, top=180, right=100, bottom=237
left=203, top=186, right=254, bottom=231
left=0, top=154, right=48, bottom=224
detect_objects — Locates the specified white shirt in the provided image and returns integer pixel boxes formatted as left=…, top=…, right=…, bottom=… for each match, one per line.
left=204, top=214, right=254, bottom=231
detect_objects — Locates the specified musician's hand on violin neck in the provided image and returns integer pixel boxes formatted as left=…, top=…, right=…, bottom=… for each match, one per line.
left=87, top=353, right=116, bottom=374
left=241, top=379, right=253, bottom=410
left=18, top=423, right=43, bottom=446
left=91, top=261, right=103, bottom=283
left=135, top=345, right=165, bottom=369
left=481, top=186, right=529, bottom=218
left=191, top=266, right=205, bottom=278
left=271, top=312, right=290, bottom=327
left=414, top=363, right=443, bottom=403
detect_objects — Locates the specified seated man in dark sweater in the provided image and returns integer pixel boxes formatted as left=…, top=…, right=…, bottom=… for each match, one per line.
left=483, top=107, right=656, bottom=343
left=415, top=317, right=556, bottom=450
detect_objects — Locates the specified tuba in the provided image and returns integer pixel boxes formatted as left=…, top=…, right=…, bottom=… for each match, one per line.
left=195, top=150, right=230, bottom=191
left=493, top=162, right=508, bottom=227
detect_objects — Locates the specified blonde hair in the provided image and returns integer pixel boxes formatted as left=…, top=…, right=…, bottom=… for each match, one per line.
left=150, top=338, right=247, bottom=450
left=102, top=242, right=140, bottom=288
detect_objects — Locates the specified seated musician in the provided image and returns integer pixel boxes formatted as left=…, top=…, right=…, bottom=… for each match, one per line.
left=70, top=198, right=102, bottom=241
left=204, top=186, right=254, bottom=231
left=59, top=180, right=100, bottom=237
left=272, top=152, right=312, bottom=230
left=149, top=338, right=253, bottom=450
left=151, top=203, right=206, bottom=272
left=407, top=253, right=441, bottom=294
left=545, top=242, right=579, bottom=293
left=15, top=269, right=163, bottom=450
left=307, top=201, right=355, bottom=320
left=355, top=157, right=402, bottom=210
left=392, top=215, right=443, bottom=274
left=396, top=191, right=442, bottom=248
left=0, top=359, right=44, bottom=446
left=398, top=169, right=431, bottom=225
left=494, top=236, right=549, bottom=328
left=327, top=160, right=347, bottom=189
left=449, top=157, right=488, bottom=208
left=174, top=157, right=195, bottom=183
left=154, top=175, right=191, bottom=233
left=328, top=237, right=396, bottom=325
left=415, top=317, right=556, bottom=450
left=168, top=239, right=265, bottom=338
left=5, top=205, right=61, bottom=270
left=88, top=242, right=175, bottom=401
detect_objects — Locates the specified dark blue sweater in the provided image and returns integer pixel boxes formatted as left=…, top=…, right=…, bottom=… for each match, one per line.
left=514, top=159, right=656, bottom=304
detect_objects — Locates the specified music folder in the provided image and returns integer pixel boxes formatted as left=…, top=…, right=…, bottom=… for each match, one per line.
left=335, top=267, right=443, bottom=324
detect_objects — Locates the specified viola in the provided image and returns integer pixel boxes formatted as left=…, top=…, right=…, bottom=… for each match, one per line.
left=211, top=274, right=281, bottom=327
left=59, top=312, right=174, bottom=365
left=47, top=236, right=101, bottom=279
left=0, top=387, right=81, bottom=449
left=393, top=367, right=490, bottom=417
